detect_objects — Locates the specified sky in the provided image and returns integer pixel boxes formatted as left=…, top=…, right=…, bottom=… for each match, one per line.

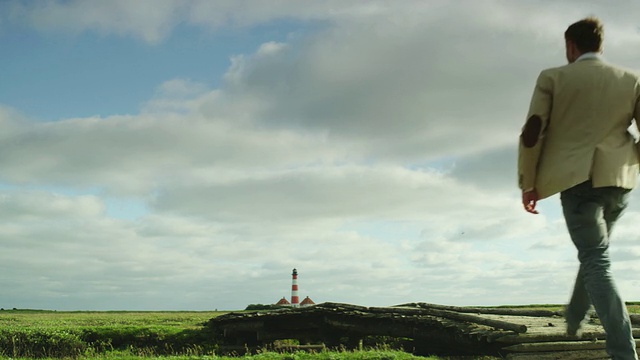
left=1, top=0, right=640, bottom=311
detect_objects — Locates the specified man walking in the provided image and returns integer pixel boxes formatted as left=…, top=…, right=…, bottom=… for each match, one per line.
left=518, top=17, right=640, bottom=359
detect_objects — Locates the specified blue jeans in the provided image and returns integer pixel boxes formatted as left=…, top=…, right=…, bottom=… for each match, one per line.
left=561, top=181, right=637, bottom=360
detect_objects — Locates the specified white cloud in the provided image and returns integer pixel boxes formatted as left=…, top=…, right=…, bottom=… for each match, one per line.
left=203, top=2, right=577, bottom=163
left=7, top=0, right=184, bottom=43
left=155, top=78, right=209, bottom=99
left=0, top=108, right=351, bottom=195
left=153, top=166, right=469, bottom=222
left=4, top=0, right=640, bottom=49
left=0, top=191, right=104, bottom=220
left=3, top=0, right=394, bottom=44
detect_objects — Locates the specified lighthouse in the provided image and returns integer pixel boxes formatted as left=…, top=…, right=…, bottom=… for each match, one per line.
left=291, top=268, right=299, bottom=307
left=274, top=269, right=315, bottom=307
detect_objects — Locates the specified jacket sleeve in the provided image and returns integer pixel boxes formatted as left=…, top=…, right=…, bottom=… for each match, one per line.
left=518, top=70, right=554, bottom=191
left=634, top=79, right=640, bottom=163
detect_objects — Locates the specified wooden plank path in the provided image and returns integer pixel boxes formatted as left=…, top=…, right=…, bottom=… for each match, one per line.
left=205, top=302, right=639, bottom=358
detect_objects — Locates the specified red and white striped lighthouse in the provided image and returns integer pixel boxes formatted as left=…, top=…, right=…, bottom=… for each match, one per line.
left=291, top=268, right=299, bottom=307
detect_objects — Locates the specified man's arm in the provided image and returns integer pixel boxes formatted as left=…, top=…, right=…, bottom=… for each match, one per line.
left=518, top=70, right=553, bottom=213
left=636, top=84, right=640, bottom=121
left=633, top=81, right=640, bottom=161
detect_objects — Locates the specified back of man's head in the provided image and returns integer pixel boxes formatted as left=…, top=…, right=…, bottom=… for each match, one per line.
left=564, top=17, right=604, bottom=53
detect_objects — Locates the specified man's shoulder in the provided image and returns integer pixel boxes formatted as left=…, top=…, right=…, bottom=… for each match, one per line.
left=594, top=63, right=640, bottom=89
left=534, top=66, right=567, bottom=85
left=538, top=64, right=572, bottom=78
left=540, top=61, right=639, bottom=80
left=539, top=65, right=566, bottom=75
left=613, top=64, right=640, bottom=80
left=586, top=60, right=639, bottom=79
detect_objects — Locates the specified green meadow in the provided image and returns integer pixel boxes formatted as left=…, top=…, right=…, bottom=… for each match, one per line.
left=0, top=310, right=221, bottom=358
left=7, top=304, right=640, bottom=359
left=0, top=309, right=499, bottom=359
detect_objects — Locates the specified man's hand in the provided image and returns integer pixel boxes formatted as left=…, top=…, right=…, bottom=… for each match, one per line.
left=522, top=190, right=539, bottom=214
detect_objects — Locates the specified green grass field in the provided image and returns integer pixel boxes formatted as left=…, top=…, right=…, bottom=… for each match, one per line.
left=0, top=309, right=222, bottom=329
left=2, top=304, right=639, bottom=359
left=0, top=310, right=224, bottom=358
left=0, top=309, right=501, bottom=359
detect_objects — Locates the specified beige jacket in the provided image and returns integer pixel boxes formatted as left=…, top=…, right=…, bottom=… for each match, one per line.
left=518, top=56, right=640, bottom=200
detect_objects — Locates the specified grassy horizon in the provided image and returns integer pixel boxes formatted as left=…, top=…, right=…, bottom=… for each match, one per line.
left=1, top=304, right=638, bottom=359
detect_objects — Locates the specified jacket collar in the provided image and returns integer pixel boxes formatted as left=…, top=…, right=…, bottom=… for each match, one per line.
left=576, top=52, right=603, bottom=62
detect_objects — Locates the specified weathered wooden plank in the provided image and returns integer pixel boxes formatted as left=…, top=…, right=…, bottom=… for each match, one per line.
left=496, top=327, right=640, bottom=344
left=323, top=316, right=417, bottom=338
left=333, top=303, right=528, bottom=333
left=505, top=350, right=610, bottom=360
left=400, top=302, right=561, bottom=318
left=503, top=340, right=607, bottom=352
left=316, top=302, right=369, bottom=312
left=410, top=307, right=527, bottom=333
left=503, top=339, right=640, bottom=352
left=496, top=329, right=605, bottom=344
